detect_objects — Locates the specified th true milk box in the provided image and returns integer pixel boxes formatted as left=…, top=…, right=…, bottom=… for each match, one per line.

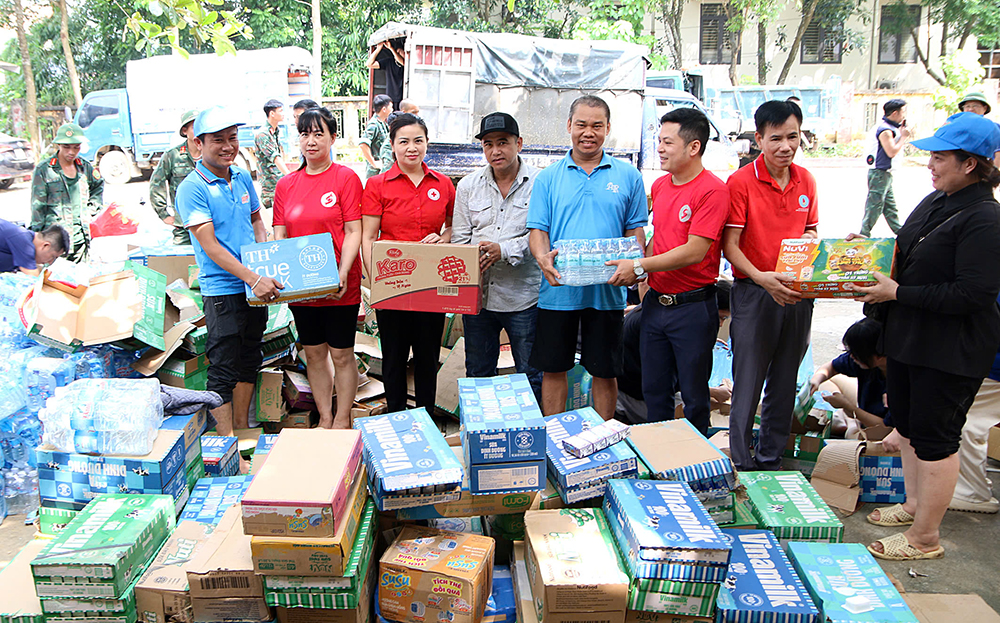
left=135, top=520, right=217, bottom=623
left=369, top=241, right=482, bottom=314
left=742, top=472, right=844, bottom=544
left=545, top=408, right=638, bottom=490
left=31, top=494, right=176, bottom=599
left=199, top=435, right=239, bottom=477
left=787, top=542, right=918, bottom=623
left=459, top=374, right=546, bottom=465
left=37, top=429, right=186, bottom=508
left=180, top=475, right=255, bottom=525
left=627, top=420, right=737, bottom=498
left=717, top=529, right=820, bottom=623
left=775, top=238, right=895, bottom=298
left=241, top=429, right=363, bottom=537
left=603, top=479, right=730, bottom=582
left=354, top=408, right=463, bottom=511
left=242, top=233, right=341, bottom=305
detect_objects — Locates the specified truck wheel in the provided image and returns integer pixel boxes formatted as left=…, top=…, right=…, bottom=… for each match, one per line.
left=99, top=151, right=134, bottom=185
left=0, top=179, right=13, bottom=190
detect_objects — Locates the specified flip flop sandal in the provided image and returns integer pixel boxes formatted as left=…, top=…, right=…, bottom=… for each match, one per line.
left=866, top=503, right=914, bottom=526
left=867, top=532, right=944, bottom=561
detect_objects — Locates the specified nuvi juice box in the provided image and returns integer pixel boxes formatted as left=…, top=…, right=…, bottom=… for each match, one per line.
left=242, top=233, right=341, bottom=305
left=775, top=238, right=895, bottom=298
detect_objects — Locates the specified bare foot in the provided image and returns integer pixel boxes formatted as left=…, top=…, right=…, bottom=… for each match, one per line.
left=239, top=457, right=251, bottom=475
left=332, top=415, right=351, bottom=430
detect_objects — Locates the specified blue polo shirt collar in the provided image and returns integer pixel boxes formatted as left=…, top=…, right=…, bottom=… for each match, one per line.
left=563, top=149, right=614, bottom=172
left=194, top=161, right=241, bottom=184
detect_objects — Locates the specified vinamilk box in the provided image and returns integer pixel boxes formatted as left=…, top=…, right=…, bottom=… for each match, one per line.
left=459, top=374, right=546, bottom=465
left=369, top=241, right=481, bottom=314
left=741, top=472, right=843, bottom=545
left=242, top=233, right=341, bottom=305
left=775, top=238, right=895, bottom=298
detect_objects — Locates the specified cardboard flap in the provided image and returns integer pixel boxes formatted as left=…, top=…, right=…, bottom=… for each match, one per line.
left=863, top=440, right=900, bottom=458
left=903, top=594, right=1000, bottom=623
left=434, top=337, right=465, bottom=417
left=356, top=377, right=385, bottom=401
left=810, top=439, right=865, bottom=512
left=132, top=321, right=197, bottom=376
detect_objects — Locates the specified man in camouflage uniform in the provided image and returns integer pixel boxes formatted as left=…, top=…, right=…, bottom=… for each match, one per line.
left=150, top=110, right=200, bottom=245
left=253, top=99, right=289, bottom=210
left=360, top=94, right=392, bottom=179
left=30, top=123, right=104, bottom=263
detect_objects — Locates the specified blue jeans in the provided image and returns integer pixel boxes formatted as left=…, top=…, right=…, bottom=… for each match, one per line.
left=463, top=306, right=543, bottom=402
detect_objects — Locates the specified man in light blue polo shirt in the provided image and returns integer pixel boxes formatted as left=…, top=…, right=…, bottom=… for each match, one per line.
left=176, top=106, right=283, bottom=454
left=527, top=95, right=648, bottom=418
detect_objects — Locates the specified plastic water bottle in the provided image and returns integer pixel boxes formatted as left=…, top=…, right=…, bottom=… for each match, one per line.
left=0, top=430, right=31, bottom=468
left=40, top=378, right=163, bottom=433
left=44, top=428, right=157, bottom=456
left=65, top=350, right=107, bottom=380
left=0, top=381, right=26, bottom=420
left=4, top=468, right=27, bottom=515
left=25, top=357, right=76, bottom=413
left=0, top=471, right=7, bottom=525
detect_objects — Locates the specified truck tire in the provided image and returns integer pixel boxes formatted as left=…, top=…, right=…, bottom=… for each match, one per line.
left=99, top=150, right=134, bottom=185
left=0, top=179, right=13, bottom=190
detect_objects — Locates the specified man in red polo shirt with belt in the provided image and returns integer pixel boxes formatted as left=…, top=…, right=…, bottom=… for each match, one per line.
left=608, top=108, right=729, bottom=436
left=722, top=100, right=818, bottom=471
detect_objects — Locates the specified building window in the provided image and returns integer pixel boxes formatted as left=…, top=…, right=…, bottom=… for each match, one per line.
left=878, top=4, right=920, bottom=64
left=980, top=48, right=1000, bottom=80
left=801, top=22, right=843, bottom=64
left=700, top=4, right=739, bottom=65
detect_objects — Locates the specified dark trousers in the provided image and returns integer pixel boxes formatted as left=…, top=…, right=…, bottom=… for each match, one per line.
left=375, top=309, right=445, bottom=415
left=463, top=306, right=542, bottom=403
left=729, top=280, right=813, bottom=471
left=639, top=294, right=718, bottom=436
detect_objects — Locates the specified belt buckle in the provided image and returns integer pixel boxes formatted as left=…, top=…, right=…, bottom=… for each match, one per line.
left=658, top=293, right=676, bottom=306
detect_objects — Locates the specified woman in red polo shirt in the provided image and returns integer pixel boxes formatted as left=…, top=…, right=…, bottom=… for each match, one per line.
left=273, top=107, right=362, bottom=429
left=361, top=113, right=456, bottom=414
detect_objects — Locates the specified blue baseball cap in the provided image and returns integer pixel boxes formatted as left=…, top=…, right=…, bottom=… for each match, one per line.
left=193, top=106, right=246, bottom=138
left=910, top=112, right=1000, bottom=159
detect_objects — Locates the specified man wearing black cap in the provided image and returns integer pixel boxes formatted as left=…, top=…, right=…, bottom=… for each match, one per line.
left=453, top=112, right=543, bottom=400
left=254, top=99, right=290, bottom=210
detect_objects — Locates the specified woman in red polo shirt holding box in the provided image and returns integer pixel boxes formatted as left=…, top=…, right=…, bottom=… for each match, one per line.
left=361, top=113, right=456, bottom=414
left=273, top=107, right=362, bottom=429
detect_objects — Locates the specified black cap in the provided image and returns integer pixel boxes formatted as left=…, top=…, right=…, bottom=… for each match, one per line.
left=475, top=112, right=519, bottom=140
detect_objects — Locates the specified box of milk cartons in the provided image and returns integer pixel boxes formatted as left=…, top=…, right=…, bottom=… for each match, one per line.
left=241, top=233, right=340, bottom=305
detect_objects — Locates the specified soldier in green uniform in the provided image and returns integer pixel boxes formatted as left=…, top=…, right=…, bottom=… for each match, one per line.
left=361, top=94, right=392, bottom=179
left=253, top=98, right=289, bottom=210
left=30, top=123, right=104, bottom=264
left=150, top=110, right=200, bottom=245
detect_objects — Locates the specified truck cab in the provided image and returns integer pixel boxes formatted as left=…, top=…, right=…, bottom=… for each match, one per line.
left=74, top=89, right=134, bottom=183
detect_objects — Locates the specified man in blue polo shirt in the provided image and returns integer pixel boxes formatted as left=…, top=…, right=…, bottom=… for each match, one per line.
left=176, top=106, right=282, bottom=452
left=0, top=219, right=68, bottom=274
left=527, top=95, right=648, bottom=419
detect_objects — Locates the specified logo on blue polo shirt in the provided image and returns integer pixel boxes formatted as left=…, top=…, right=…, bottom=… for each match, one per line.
left=299, top=245, right=329, bottom=271
left=606, top=182, right=619, bottom=193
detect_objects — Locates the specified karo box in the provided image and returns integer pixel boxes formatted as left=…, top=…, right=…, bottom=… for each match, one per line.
left=523, top=509, right=629, bottom=623
left=742, top=472, right=843, bottom=544
left=241, top=429, right=363, bottom=537
left=775, top=238, right=895, bottom=298
left=378, top=525, right=495, bottom=623
left=545, top=408, right=638, bottom=490
left=627, top=420, right=737, bottom=497
left=180, top=475, right=254, bottom=525
left=603, top=479, right=730, bottom=582
left=459, top=374, right=546, bottom=465
left=31, top=494, right=176, bottom=599
left=354, top=408, right=463, bottom=511
left=200, top=435, right=239, bottom=477
left=787, top=542, right=918, bottom=623
left=242, top=233, right=341, bottom=305
left=717, top=529, right=819, bottom=623
left=369, top=241, right=482, bottom=314
left=134, top=520, right=216, bottom=623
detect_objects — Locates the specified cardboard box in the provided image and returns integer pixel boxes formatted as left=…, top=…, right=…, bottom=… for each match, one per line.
left=282, top=369, right=315, bottom=410
left=988, top=425, right=1000, bottom=462
left=807, top=440, right=866, bottom=512
left=200, top=435, right=239, bottom=477
left=135, top=520, right=216, bottom=623
left=466, top=457, right=546, bottom=495
left=37, top=429, right=187, bottom=508
left=627, top=579, right=719, bottom=618
left=434, top=337, right=466, bottom=418
left=250, top=466, right=367, bottom=576
left=179, top=475, right=255, bottom=525
left=242, top=233, right=341, bottom=305
left=241, top=429, right=362, bottom=537
left=378, top=525, right=495, bottom=623
left=256, top=367, right=287, bottom=423
left=787, top=542, right=917, bottom=623
left=626, top=420, right=737, bottom=496
left=903, top=594, right=1000, bottom=623
left=157, top=351, right=209, bottom=391
left=0, top=538, right=47, bottom=623
left=369, top=241, right=482, bottom=314
left=32, top=494, right=176, bottom=599
left=459, top=374, right=546, bottom=464
left=523, top=509, right=629, bottom=622
left=545, top=408, right=638, bottom=489
left=36, top=506, right=79, bottom=536
left=776, top=238, right=895, bottom=298
left=602, top=480, right=730, bottom=582
left=859, top=442, right=906, bottom=504
left=742, top=472, right=843, bottom=544
left=186, top=506, right=263, bottom=599
left=161, top=410, right=209, bottom=453
left=715, top=529, right=819, bottom=623
left=624, top=612, right=711, bottom=623
left=250, top=434, right=279, bottom=475
left=190, top=597, right=271, bottom=623
left=354, top=408, right=463, bottom=510
left=511, top=542, right=539, bottom=623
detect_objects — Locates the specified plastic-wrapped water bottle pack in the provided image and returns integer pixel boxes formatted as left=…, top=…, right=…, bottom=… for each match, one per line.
left=552, top=237, right=644, bottom=286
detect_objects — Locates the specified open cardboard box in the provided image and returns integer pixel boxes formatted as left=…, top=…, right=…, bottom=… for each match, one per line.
left=809, top=439, right=865, bottom=512
left=903, top=594, right=1000, bottom=623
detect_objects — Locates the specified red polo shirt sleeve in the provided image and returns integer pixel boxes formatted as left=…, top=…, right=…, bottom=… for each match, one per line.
left=361, top=173, right=386, bottom=218
left=726, top=169, right=750, bottom=230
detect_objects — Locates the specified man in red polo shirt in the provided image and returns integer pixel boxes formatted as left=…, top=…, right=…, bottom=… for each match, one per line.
left=608, top=108, right=729, bottom=436
left=722, top=99, right=818, bottom=471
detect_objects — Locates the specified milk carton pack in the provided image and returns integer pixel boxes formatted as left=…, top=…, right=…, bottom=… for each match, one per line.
left=627, top=420, right=737, bottom=499
left=775, top=238, right=895, bottom=298
left=742, top=472, right=843, bottom=544
left=859, top=448, right=906, bottom=504
left=545, top=408, right=638, bottom=492
left=716, top=529, right=820, bottom=623
left=31, top=494, right=175, bottom=599
left=466, top=456, right=546, bottom=496
left=242, top=233, right=341, bottom=305
left=787, top=542, right=917, bottom=623
left=200, top=435, right=239, bottom=477
left=354, top=408, right=463, bottom=510
left=180, top=475, right=254, bottom=525
left=134, top=520, right=217, bottom=623
left=562, top=417, right=630, bottom=458
left=459, top=374, right=546, bottom=464
left=602, top=479, right=730, bottom=581
left=626, top=578, right=719, bottom=618
left=37, top=586, right=137, bottom=623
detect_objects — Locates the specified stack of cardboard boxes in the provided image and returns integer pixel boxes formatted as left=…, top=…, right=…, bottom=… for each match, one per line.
left=200, top=434, right=239, bottom=477
left=544, top=407, right=639, bottom=504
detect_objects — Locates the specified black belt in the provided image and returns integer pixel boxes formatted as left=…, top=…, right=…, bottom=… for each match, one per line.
left=650, top=284, right=716, bottom=307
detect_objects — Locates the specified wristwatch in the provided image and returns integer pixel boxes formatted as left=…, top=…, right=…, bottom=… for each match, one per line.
left=632, top=258, right=645, bottom=277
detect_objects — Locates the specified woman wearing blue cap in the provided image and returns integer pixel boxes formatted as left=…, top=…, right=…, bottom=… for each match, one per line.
left=850, top=112, right=1000, bottom=561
